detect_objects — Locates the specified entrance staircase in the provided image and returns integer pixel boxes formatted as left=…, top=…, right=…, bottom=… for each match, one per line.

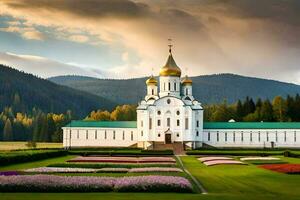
left=152, top=142, right=185, bottom=155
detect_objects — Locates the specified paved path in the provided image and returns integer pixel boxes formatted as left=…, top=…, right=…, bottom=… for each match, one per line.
left=176, top=155, right=208, bottom=194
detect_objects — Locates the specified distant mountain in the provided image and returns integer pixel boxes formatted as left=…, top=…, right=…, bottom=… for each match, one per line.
left=48, top=74, right=300, bottom=105
left=0, top=65, right=116, bottom=117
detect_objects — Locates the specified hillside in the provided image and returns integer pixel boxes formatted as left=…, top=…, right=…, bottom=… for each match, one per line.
left=0, top=65, right=116, bottom=117
left=49, top=74, right=300, bottom=105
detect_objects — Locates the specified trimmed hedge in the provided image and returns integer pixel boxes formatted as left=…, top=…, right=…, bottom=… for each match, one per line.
left=186, top=150, right=284, bottom=156
left=68, top=149, right=173, bottom=156
left=0, top=150, right=68, bottom=166
left=47, top=163, right=177, bottom=169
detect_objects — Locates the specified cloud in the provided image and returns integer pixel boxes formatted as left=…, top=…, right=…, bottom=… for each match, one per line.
left=22, top=30, right=45, bottom=40
left=0, top=51, right=114, bottom=78
left=0, top=0, right=300, bottom=83
left=0, top=25, right=46, bottom=40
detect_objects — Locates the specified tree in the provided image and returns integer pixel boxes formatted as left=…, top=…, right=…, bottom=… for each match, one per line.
left=3, top=118, right=13, bottom=141
left=235, top=100, right=244, bottom=121
left=272, top=96, right=288, bottom=122
left=260, top=100, right=274, bottom=122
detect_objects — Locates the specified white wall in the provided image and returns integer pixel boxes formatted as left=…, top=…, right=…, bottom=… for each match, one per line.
left=203, top=129, right=300, bottom=148
left=62, top=127, right=138, bottom=148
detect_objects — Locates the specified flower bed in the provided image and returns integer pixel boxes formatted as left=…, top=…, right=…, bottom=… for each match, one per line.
left=260, top=164, right=300, bottom=174
left=240, top=157, right=280, bottom=161
left=97, top=168, right=129, bottom=173
left=0, top=175, right=193, bottom=193
left=67, top=156, right=176, bottom=163
left=48, top=163, right=176, bottom=169
left=0, top=171, right=18, bottom=176
left=198, top=157, right=233, bottom=162
left=23, top=167, right=99, bottom=173
left=203, top=160, right=245, bottom=166
left=129, top=167, right=183, bottom=173
left=114, top=175, right=192, bottom=192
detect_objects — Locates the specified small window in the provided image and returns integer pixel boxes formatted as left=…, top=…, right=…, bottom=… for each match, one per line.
left=233, top=131, right=236, bottom=142
left=167, top=118, right=171, bottom=127
left=250, top=131, right=252, bottom=142
left=141, top=120, right=143, bottom=127
left=157, top=119, right=161, bottom=126
left=149, top=118, right=152, bottom=130
left=113, top=131, right=116, bottom=140
left=123, top=131, right=125, bottom=140
left=151, top=89, right=154, bottom=95
left=241, top=131, right=244, bottom=142
left=185, top=118, right=188, bottom=130
left=294, top=131, right=297, bottom=142
left=284, top=131, right=287, bottom=142
left=95, top=130, right=97, bottom=139
left=225, top=132, right=227, bottom=141
left=258, top=131, right=260, bottom=142
left=157, top=110, right=161, bottom=115
left=158, top=133, right=161, bottom=137
left=185, top=88, right=188, bottom=95
left=208, top=132, right=211, bottom=141
left=266, top=132, right=269, bottom=142
left=276, top=131, right=278, bottom=142
left=105, top=130, right=107, bottom=139
left=131, top=131, right=133, bottom=141
left=217, top=131, right=219, bottom=142
left=86, top=130, right=88, bottom=139
left=174, top=82, right=176, bottom=91
left=196, top=120, right=199, bottom=127
left=141, top=131, right=143, bottom=137
left=167, top=99, right=171, bottom=104
left=77, top=130, right=79, bottom=139
left=196, top=131, right=199, bottom=137
left=168, top=82, right=171, bottom=90
left=177, top=133, right=180, bottom=137
left=176, top=110, right=180, bottom=115
left=177, top=119, right=180, bottom=126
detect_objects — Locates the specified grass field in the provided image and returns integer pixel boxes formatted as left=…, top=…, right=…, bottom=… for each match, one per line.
left=1, top=151, right=300, bottom=199
left=0, top=142, right=62, bottom=151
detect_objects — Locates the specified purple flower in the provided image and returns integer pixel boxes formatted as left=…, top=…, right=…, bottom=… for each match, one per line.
left=0, top=171, right=18, bottom=176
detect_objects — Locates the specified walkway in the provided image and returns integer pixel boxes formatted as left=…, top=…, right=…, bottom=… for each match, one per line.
left=176, top=155, right=208, bottom=194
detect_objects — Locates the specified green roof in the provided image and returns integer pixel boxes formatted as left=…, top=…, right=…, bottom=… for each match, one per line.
left=203, top=122, right=300, bottom=129
left=65, top=121, right=137, bottom=128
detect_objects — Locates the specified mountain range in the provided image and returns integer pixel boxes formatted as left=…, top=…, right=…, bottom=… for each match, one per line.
left=48, top=74, right=300, bottom=105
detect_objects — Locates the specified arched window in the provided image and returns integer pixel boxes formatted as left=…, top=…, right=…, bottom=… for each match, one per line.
left=168, top=82, right=171, bottom=91
left=151, top=89, right=154, bottom=95
left=174, top=82, right=176, bottom=91
left=167, top=118, right=171, bottom=127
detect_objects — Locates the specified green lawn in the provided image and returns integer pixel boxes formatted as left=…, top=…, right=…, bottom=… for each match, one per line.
left=1, top=153, right=300, bottom=200
left=0, top=142, right=62, bottom=151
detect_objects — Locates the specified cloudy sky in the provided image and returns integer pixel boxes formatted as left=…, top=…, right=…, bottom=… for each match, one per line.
left=0, top=0, right=300, bottom=83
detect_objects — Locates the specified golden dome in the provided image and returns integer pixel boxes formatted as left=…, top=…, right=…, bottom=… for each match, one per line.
left=182, top=75, right=192, bottom=86
left=159, top=53, right=181, bottom=77
left=146, top=76, right=158, bottom=85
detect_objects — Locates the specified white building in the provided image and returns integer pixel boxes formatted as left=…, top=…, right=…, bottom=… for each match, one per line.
left=62, top=47, right=300, bottom=150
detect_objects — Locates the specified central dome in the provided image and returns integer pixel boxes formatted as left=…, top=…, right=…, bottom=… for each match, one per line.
left=159, top=53, right=181, bottom=77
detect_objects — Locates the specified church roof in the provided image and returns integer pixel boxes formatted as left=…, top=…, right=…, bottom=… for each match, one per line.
left=203, top=122, right=300, bottom=129
left=65, top=120, right=137, bottom=128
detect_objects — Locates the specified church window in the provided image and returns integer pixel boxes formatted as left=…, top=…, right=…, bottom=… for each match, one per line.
left=241, top=131, right=244, bottom=142
left=177, top=133, right=180, bottom=137
left=151, top=89, right=154, bottom=95
left=141, top=131, right=143, bottom=137
left=233, top=132, right=236, bottom=142
left=167, top=99, right=171, bottom=104
left=176, top=110, right=180, bottom=115
left=177, top=119, right=180, bottom=126
left=225, top=132, right=227, bottom=141
left=141, top=120, right=143, bottom=127
left=217, top=132, right=219, bottom=142
left=196, top=120, right=199, bottom=127
left=149, top=118, right=152, bottom=129
left=105, top=130, right=107, bottom=139
left=158, top=133, right=161, bottom=137
left=95, top=130, right=97, bottom=139
left=208, top=132, right=211, bottom=141
left=131, top=131, right=133, bottom=141
left=157, top=119, right=161, bottom=126
left=185, top=88, right=188, bottom=95
left=167, top=118, right=171, bottom=127
left=77, top=130, right=79, bottom=139
left=113, top=131, right=116, bottom=140
left=157, top=110, right=161, bottom=115
left=185, top=118, right=188, bottom=130
left=86, top=130, right=88, bottom=139
left=168, top=82, right=171, bottom=91
left=284, top=131, right=287, bottom=142
left=123, top=131, right=125, bottom=140
left=174, top=82, right=176, bottom=91
left=196, top=131, right=199, bottom=137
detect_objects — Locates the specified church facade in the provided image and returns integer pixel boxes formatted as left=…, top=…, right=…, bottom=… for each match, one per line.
left=62, top=48, right=300, bottom=149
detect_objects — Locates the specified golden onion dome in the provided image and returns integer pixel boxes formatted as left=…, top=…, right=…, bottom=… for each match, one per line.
left=182, top=75, right=192, bottom=86
left=146, top=76, right=158, bottom=85
left=159, top=53, right=181, bottom=77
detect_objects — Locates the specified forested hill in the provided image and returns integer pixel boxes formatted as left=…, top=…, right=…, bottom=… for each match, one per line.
left=49, top=74, right=300, bottom=105
left=0, top=65, right=116, bottom=117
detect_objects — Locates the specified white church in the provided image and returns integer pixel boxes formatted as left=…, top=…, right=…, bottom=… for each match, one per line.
left=63, top=47, right=300, bottom=150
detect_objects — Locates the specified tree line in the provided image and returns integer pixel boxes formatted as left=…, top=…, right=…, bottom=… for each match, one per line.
left=204, top=95, right=300, bottom=122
